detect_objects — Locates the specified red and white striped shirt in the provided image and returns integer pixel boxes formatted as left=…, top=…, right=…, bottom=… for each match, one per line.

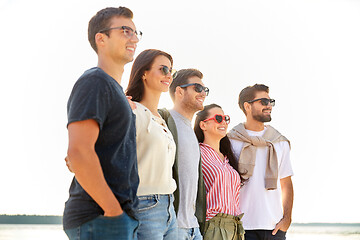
left=200, top=143, right=242, bottom=221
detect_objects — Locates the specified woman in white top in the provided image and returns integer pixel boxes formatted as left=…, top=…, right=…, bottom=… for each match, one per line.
left=126, top=49, right=178, bottom=240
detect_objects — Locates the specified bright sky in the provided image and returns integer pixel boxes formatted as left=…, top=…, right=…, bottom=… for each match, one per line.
left=1, top=0, right=359, bottom=223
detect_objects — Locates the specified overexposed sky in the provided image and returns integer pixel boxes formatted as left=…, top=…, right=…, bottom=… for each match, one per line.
left=1, top=0, right=359, bottom=223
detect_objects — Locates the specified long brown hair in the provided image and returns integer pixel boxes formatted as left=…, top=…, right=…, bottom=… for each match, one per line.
left=194, top=104, right=247, bottom=183
left=126, top=49, right=173, bottom=102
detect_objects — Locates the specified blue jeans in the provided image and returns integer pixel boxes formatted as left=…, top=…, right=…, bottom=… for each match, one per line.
left=64, top=211, right=138, bottom=240
left=178, top=227, right=203, bottom=240
left=134, top=194, right=178, bottom=240
left=245, top=230, right=286, bottom=240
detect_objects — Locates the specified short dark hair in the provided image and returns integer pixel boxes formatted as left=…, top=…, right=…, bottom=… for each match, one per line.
left=88, top=7, right=133, bottom=53
left=238, top=84, right=269, bottom=115
left=126, top=49, right=173, bottom=102
left=169, top=69, right=203, bottom=102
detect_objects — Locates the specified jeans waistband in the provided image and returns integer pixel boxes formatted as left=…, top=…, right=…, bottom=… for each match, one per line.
left=138, top=194, right=174, bottom=200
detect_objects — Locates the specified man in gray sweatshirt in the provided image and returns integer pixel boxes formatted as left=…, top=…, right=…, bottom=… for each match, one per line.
left=159, top=68, right=209, bottom=240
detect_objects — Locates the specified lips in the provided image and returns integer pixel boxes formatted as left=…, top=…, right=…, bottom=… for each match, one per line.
left=126, top=46, right=136, bottom=52
left=196, top=97, right=204, bottom=103
left=161, top=80, right=170, bottom=86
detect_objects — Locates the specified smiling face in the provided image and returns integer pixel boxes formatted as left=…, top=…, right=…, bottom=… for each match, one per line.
left=100, top=16, right=139, bottom=65
left=201, top=107, right=228, bottom=140
left=143, top=55, right=173, bottom=93
left=248, top=91, right=272, bottom=122
left=181, top=76, right=207, bottom=112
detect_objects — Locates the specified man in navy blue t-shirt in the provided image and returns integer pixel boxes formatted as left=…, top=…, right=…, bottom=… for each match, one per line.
left=63, top=6, right=142, bottom=240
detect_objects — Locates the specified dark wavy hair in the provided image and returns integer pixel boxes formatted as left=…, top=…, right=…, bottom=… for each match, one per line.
left=126, top=49, right=173, bottom=102
left=194, top=104, right=247, bottom=184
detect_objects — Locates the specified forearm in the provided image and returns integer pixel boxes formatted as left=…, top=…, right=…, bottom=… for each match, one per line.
left=281, top=176, right=294, bottom=221
left=69, top=148, right=122, bottom=216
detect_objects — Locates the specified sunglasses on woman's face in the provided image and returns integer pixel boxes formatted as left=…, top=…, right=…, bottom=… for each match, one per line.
left=247, top=98, right=275, bottom=107
left=160, top=65, right=177, bottom=78
left=203, top=114, right=230, bottom=124
left=179, top=83, right=210, bottom=96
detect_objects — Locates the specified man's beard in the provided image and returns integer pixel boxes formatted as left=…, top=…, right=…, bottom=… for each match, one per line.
left=253, top=112, right=272, bottom=122
left=183, top=93, right=203, bottom=113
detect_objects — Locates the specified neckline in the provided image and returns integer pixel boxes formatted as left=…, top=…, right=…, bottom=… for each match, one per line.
left=200, top=143, right=228, bottom=163
left=170, top=109, right=191, bottom=127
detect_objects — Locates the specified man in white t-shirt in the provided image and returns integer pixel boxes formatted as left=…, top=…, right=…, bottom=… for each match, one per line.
left=228, top=84, right=294, bottom=240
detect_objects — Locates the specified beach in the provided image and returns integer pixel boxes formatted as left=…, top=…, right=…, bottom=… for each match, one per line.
left=1, top=223, right=359, bottom=240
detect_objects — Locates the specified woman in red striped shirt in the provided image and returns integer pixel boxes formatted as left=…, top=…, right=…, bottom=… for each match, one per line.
left=194, top=104, right=247, bottom=240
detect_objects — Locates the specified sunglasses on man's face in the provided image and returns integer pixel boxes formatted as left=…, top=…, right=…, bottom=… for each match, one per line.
left=179, top=83, right=209, bottom=96
left=160, top=65, right=177, bottom=78
left=203, top=114, right=230, bottom=124
left=247, top=98, right=275, bottom=107
left=98, top=26, right=143, bottom=41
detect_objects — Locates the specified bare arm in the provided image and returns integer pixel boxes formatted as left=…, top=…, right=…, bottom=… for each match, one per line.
left=272, top=176, right=294, bottom=235
left=67, top=119, right=123, bottom=217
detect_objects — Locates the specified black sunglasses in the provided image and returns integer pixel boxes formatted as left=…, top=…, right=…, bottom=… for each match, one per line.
left=247, top=98, right=275, bottom=107
left=179, top=83, right=209, bottom=96
left=160, top=65, right=177, bottom=78
left=203, top=114, right=230, bottom=124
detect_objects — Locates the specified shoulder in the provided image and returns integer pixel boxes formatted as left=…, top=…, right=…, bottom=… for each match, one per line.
left=199, top=144, right=215, bottom=159
left=158, top=108, right=171, bottom=121
left=274, top=140, right=291, bottom=152
left=133, top=102, right=149, bottom=117
left=73, top=68, right=116, bottom=93
left=267, top=125, right=291, bottom=148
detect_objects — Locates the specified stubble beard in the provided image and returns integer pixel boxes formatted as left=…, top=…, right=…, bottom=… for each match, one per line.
left=253, top=112, right=272, bottom=122
left=182, top=94, right=203, bottom=114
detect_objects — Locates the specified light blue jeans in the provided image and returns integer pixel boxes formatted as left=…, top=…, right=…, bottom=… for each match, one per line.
left=178, top=227, right=203, bottom=240
left=64, top=211, right=138, bottom=240
left=134, top=194, right=178, bottom=240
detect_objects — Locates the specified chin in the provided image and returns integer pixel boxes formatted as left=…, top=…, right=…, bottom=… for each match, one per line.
left=196, top=104, right=204, bottom=111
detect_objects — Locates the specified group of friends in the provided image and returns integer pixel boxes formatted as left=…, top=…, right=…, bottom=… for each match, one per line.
left=63, top=6, right=294, bottom=240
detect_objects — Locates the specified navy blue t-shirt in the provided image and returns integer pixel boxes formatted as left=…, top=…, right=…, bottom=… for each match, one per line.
left=63, top=67, right=139, bottom=230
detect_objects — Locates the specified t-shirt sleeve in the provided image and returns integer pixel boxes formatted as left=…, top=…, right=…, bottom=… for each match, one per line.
left=67, top=76, right=111, bottom=130
left=278, top=141, right=294, bottom=179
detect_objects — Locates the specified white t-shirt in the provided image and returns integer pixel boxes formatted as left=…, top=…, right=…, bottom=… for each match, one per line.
left=133, top=102, right=177, bottom=196
left=230, top=127, right=293, bottom=230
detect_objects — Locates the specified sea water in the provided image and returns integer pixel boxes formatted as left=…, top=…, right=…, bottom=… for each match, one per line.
left=0, top=223, right=359, bottom=240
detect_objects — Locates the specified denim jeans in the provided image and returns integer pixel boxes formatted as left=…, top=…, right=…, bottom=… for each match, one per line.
left=64, top=211, right=138, bottom=240
left=134, top=194, right=178, bottom=240
left=245, top=230, right=286, bottom=240
left=178, top=227, right=203, bottom=240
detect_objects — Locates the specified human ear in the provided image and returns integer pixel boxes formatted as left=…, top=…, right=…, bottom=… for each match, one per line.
left=175, top=86, right=184, bottom=98
left=244, top=102, right=251, bottom=115
left=199, top=121, right=207, bottom=131
left=142, top=72, right=147, bottom=81
left=95, top=33, right=105, bottom=48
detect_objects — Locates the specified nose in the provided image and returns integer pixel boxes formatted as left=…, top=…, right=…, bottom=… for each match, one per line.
left=265, top=103, right=272, bottom=110
left=200, top=89, right=207, bottom=97
left=130, top=34, right=140, bottom=43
